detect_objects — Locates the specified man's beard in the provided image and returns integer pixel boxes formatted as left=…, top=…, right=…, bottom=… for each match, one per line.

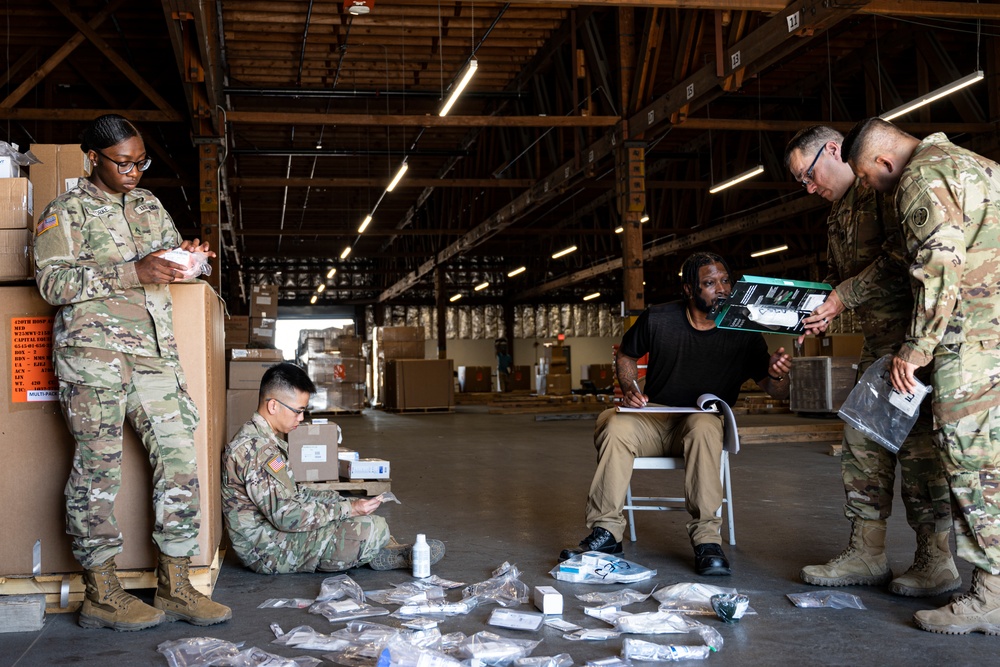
left=693, top=292, right=715, bottom=314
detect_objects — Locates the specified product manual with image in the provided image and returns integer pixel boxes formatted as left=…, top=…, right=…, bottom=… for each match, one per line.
left=710, top=275, right=832, bottom=335
left=617, top=393, right=740, bottom=453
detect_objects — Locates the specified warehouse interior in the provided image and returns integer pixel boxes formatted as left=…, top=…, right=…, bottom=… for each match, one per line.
left=2, top=0, right=999, bottom=664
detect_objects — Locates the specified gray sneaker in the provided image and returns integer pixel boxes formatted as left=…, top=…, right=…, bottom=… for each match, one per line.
left=369, top=538, right=446, bottom=571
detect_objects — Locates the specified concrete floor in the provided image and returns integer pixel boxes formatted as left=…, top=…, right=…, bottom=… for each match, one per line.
left=2, top=407, right=995, bottom=666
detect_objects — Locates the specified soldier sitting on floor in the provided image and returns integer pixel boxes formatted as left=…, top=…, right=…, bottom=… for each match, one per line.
left=221, top=361, right=444, bottom=574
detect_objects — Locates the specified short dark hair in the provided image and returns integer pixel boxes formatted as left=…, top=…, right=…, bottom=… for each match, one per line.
left=80, top=114, right=140, bottom=153
left=784, top=125, right=843, bottom=170
left=840, top=117, right=912, bottom=165
left=259, top=362, right=316, bottom=403
left=681, top=252, right=730, bottom=297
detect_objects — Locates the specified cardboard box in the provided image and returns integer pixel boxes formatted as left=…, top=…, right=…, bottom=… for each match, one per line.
left=584, top=364, right=614, bottom=386
left=0, top=229, right=31, bottom=281
left=378, top=326, right=424, bottom=343
left=545, top=373, right=572, bottom=396
left=383, top=359, right=454, bottom=410
left=338, top=448, right=359, bottom=461
left=339, top=458, right=390, bottom=480
left=250, top=317, right=276, bottom=347
left=313, top=382, right=366, bottom=411
left=330, top=335, right=362, bottom=357
left=509, top=365, right=531, bottom=390
left=0, top=178, right=33, bottom=229
left=229, top=348, right=284, bottom=361
left=0, top=154, right=26, bottom=179
left=226, top=389, right=259, bottom=441
left=250, top=285, right=279, bottom=319
left=379, top=340, right=424, bottom=360
left=29, top=144, right=89, bottom=226
left=458, top=366, right=493, bottom=392
left=0, top=282, right=224, bottom=576
left=225, top=316, right=249, bottom=348
left=534, top=585, right=563, bottom=615
left=287, top=422, right=343, bottom=482
left=228, top=359, right=277, bottom=390
left=819, top=335, right=864, bottom=360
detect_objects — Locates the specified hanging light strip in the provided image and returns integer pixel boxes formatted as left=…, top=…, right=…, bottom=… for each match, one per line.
left=340, top=246, right=352, bottom=259
left=881, top=71, right=984, bottom=122
left=449, top=294, right=463, bottom=302
left=614, top=226, right=624, bottom=234
left=750, top=244, right=788, bottom=258
left=507, top=266, right=526, bottom=277
left=552, top=245, right=577, bottom=259
left=583, top=292, right=600, bottom=301
left=386, top=160, right=408, bottom=192
left=310, top=295, right=318, bottom=304
left=709, top=165, right=764, bottom=194
left=439, top=59, right=479, bottom=117
left=358, top=214, right=372, bottom=234
left=474, top=281, right=489, bottom=291
left=326, top=268, right=336, bottom=279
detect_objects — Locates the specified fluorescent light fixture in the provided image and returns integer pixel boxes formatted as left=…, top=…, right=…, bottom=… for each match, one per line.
left=386, top=160, right=408, bottom=192
left=552, top=245, right=577, bottom=259
left=340, top=246, right=352, bottom=259
left=881, top=71, right=984, bottom=122
left=750, top=244, right=788, bottom=258
left=640, top=212, right=649, bottom=223
left=474, top=281, right=489, bottom=291
left=326, top=268, right=336, bottom=279
left=583, top=292, right=600, bottom=301
left=358, top=214, right=372, bottom=234
left=317, top=284, right=326, bottom=293
left=310, top=295, right=318, bottom=304
left=678, top=271, right=682, bottom=277
left=614, top=226, right=624, bottom=234
left=709, top=164, right=764, bottom=194
left=439, top=59, right=479, bottom=117
left=507, top=266, right=526, bottom=277
left=449, top=293, right=463, bottom=302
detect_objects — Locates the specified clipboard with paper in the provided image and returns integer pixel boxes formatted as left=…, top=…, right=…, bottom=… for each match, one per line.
left=616, top=393, right=741, bottom=453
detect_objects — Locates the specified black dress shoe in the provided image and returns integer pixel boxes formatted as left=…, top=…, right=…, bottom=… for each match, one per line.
left=694, top=543, right=731, bottom=576
left=558, top=527, right=624, bottom=561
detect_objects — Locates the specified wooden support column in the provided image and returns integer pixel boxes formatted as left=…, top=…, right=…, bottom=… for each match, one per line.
left=197, top=141, right=221, bottom=291
left=617, top=138, right=646, bottom=319
left=435, top=267, right=448, bottom=360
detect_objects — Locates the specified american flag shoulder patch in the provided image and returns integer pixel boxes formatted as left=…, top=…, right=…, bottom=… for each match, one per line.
left=36, top=213, right=59, bottom=236
left=267, top=455, right=286, bottom=473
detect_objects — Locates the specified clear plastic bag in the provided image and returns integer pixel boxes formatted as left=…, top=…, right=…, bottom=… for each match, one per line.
left=424, top=575, right=466, bottom=589
left=621, top=639, right=711, bottom=662
left=395, top=598, right=478, bottom=617
left=366, top=583, right=446, bottom=606
left=161, top=248, right=213, bottom=278
left=488, top=607, right=545, bottom=631
left=378, top=492, right=401, bottom=504
left=317, top=574, right=367, bottom=603
left=653, top=583, right=755, bottom=616
left=514, top=654, right=573, bottom=667
left=324, top=622, right=401, bottom=667
left=462, top=563, right=530, bottom=607
left=613, top=611, right=693, bottom=635
left=550, top=552, right=656, bottom=585
left=575, top=589, right=653, bottom=607
left=376, top=636, right=462, bottom=667
left=271, top=625, right=352, bottom=652
left=562, top=629, right=621, bottom=641
left=838, top=354, right=931, bottom=453
left=454, top=631, right=541, bottom=666
left=258, top=598, right=314, bottom=609
left=309, top=598, right=389, bottom=622
left=157, top=638, right=244, bottom=667
left=786, top=591, right=866, bottom=609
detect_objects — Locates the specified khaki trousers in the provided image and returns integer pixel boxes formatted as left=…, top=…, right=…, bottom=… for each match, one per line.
left=587, top=408, right=725, bottom=546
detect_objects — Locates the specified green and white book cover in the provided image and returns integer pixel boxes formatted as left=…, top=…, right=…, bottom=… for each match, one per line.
left=712, top=275, right=832, bottom=335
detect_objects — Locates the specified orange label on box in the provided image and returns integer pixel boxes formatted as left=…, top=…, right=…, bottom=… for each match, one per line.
left=11, top=316, right=58, bottom=402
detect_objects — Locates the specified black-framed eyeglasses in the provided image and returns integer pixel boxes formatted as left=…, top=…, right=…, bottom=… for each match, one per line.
left=799, top=143, right=827, bottom=188
left=268, top=397, right=306, bottom=415
left=95, top=149, right=152, bottom=174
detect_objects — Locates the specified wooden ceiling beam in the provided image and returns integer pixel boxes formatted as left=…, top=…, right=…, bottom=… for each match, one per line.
left=0, top=107, right=183, bottom=121
left=223, top=111, right=619, bottom=127
left=230, top=177, right=536, bottom=188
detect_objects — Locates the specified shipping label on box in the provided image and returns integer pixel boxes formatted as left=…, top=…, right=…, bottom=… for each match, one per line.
left=339, top=458, right=390, bottom=480
left=9, top=314, right=59, bottom=402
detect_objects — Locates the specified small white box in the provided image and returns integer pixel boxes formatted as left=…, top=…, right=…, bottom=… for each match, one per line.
left=339, top=458, right=390, bottom=480
left=337, top=448, right=360, bottom=461
left=534, top=585, right=563, bottom=615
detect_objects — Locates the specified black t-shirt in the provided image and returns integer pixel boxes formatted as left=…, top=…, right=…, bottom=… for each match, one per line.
left=620, top=302, right=770, bottom=407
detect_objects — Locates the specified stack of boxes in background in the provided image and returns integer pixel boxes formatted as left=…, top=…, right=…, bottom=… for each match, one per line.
left=376, top=326, right=454, bottom=411
left=582, top=363, right=614, bottom=389
left=302, top=325, right=367, bottom=412
left=457, top=366, right=492, bottom=392
left=225, top=285, right=283, bottom=440
left=249, top=285, right=279, bottom=348
left=536, top=344, right=572, bottom=395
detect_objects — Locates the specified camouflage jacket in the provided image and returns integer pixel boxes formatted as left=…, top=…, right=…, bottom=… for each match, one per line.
left=34, top=178, right=180, bottom=357
left=221, top=413, right=352, bottom=566
left=825, top=179, right=912, bottom=352
left=895, top=133, right=1000, bottom=367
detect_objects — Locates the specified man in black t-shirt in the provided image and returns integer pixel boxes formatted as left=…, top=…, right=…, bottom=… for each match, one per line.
left=559, top=252, right=792, bottom=575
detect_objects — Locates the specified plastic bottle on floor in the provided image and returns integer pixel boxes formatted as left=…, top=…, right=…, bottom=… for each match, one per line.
left=412, top=534, right=431, bottom=578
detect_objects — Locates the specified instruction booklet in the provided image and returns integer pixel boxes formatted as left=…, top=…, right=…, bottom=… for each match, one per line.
left=710, top=274, right=831, bottom=336
left=617, top=393, right=740, bottom=453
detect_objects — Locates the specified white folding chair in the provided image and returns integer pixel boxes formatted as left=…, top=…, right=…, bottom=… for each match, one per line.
left=623, top=450, right=736, bottom=545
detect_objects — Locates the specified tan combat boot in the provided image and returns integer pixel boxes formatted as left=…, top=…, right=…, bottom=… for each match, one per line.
left=800, top=519, right=892, bottom=587
left=79, top=557, right=165, bottom=631
left=914, top=568, right=1000, bottom=634
left=890, top=531, right=962, bottom=597
left=153, top=554, right=232, bottom=626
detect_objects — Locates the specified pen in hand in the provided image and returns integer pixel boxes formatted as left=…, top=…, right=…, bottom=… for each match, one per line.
left=631, top=379, right=647, bottom=407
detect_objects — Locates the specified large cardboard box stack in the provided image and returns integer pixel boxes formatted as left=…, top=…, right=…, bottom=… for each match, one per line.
left=287, top=422, right=342, bottom=482
left=249, top=285, right=279, bottom=347
left=0, top=282, right=225, bottom=576
left=28, top=144, right=90, bottom=226
left=458, top=366, right=493, bottom=392
left=226, top=349, right=283, bottom=439
left=225, top=315, right=250, bottom=349
left=383, top=359, right=454, bottom=410
left=583, top=364, right=614, bottom=387
left=375, top=326, right=425, bottom=406
left=0, top=178, right=33, bottom=281
left=537, top=344, right=572, bottom=396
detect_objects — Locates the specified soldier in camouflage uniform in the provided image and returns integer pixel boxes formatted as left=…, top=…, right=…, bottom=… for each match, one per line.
left=34, top=114, right=231, bottom=631
left=844, top=117, right=1000, bottom=634
left=222, top=362, right=445, bottom=574
left=784, top=126, right=956, bottom=597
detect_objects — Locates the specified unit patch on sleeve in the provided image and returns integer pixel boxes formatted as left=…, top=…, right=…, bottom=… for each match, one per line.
left=36, top=213, right=59, bottom=236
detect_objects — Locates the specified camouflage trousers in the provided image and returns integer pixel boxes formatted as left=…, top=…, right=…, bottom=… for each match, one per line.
left=938, top=405, right=1000, bottom=574
left=243, top=514, right=391, bottom=574
left=55, top=347, right=201, bottom=569
left=841, top=351, right=952, bottom=534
